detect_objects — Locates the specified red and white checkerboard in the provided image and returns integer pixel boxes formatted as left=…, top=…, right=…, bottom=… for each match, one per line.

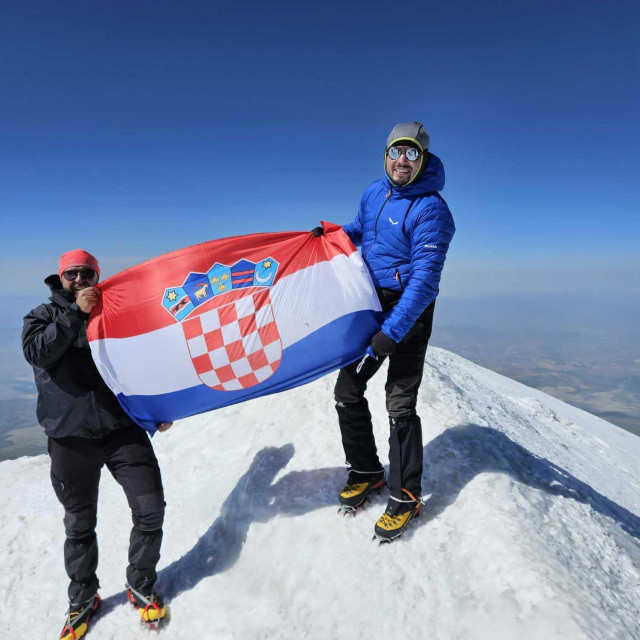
left=182, top=288, right=282, bottom=391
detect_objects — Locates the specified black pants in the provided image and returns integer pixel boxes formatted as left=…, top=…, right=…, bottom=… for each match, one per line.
left=48, top=426, right=165, bottom=604
left=334, top=300, right=434, bottom=500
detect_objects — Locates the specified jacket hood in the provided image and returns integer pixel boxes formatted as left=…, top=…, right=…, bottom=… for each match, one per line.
left=45, top=274, right=63, bottom=291
left=44, top=274, right=75, bottom=304
left=385, top=152, right=445, bottom=196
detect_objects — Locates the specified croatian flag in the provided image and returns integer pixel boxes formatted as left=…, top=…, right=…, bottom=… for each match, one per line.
left=87, top=222, right=381, bottom=433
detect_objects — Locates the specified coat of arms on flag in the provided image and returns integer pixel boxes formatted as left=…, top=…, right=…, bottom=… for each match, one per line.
left=161, top=258, right=281, bottom=390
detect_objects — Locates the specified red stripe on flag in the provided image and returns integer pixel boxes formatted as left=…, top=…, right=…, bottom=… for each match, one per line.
left=87, top=224, right=354, bottom=340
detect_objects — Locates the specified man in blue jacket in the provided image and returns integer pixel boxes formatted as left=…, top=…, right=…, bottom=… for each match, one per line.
left=322, top=122, right=455, bottom=542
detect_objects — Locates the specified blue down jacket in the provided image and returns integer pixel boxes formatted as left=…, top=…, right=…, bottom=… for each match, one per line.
left=343, top=153, right=455, bottom=343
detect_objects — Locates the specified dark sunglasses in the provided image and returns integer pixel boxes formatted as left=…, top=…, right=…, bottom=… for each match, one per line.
left=387, top=146, right=422, bottom=162
left=62, top=268, right=96, bottom=282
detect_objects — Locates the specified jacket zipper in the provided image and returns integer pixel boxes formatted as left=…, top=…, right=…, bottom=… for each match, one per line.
left=90, top=390, right=105, bottom=435
left=364, top=188, right=392, bottom=259
left=393, top=199, right=415, bottom=293
left=82, top=320, right=105, bottom=436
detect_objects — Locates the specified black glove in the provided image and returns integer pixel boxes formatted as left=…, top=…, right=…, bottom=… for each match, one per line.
left=311, top=226, right=324, bottom=237
left=370, top=330, right=397, bottom=357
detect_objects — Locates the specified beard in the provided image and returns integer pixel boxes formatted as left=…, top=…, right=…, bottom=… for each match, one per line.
left=71, top=282, right=91, bottom=296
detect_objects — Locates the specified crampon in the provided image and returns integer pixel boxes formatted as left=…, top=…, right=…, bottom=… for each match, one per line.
left=337, top=470, right=386, bottom=516
left=372, top=488, right=422, bottom=544
left=126, top=584, right=167, bottom=631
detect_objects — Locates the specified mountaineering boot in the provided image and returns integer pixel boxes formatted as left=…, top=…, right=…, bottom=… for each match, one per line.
left=59, top=594, right=101, bottom=640
left=126, top=584, right=167, bottom=627
left=373, top=488, right=421, bottom=543
left=338, top=469, right=386, bottom=514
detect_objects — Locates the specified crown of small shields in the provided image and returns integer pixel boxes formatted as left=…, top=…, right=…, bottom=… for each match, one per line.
left=161, top=257, right=279, bottom=322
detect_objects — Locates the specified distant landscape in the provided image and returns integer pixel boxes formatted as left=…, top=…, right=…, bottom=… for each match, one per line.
left=433, top=325, right=640, bottom=436
left=432, top=294, right=640, bottom=437
left=0, top=326, right=44, bottom=461
left=1, top=293, right=638, bottom=462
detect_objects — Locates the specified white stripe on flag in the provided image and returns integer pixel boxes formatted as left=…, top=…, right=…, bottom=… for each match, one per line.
left=90, top=252, right=378, bottom=397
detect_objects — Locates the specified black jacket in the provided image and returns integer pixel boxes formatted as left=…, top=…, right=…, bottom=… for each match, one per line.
left=22, top=275, right=136, bottom=439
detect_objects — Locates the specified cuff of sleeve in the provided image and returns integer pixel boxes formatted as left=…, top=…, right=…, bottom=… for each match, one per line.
left=379, top=323, right=403, bottom=344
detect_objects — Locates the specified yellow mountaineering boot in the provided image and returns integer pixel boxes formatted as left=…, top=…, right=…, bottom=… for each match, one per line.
left=338, top=469, right=386, bottom=514
left=126, top=585, right=167, bottom=628
left=374, top=488, right=422, bottom=543
left=59, top=595, right=101, bottom=640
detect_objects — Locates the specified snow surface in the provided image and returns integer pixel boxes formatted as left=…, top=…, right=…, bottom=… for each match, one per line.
left=1, top=347, right=639, bottom=639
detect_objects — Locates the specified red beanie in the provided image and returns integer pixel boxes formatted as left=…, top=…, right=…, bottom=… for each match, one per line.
left=58, top=249, right=100, bottom=279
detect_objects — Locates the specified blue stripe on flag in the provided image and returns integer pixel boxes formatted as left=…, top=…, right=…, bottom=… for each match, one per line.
left=117, top=309, right=381, bottom=433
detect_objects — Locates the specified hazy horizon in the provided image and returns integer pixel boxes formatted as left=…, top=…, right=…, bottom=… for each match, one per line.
left=3, top=291, right=638, bottom=461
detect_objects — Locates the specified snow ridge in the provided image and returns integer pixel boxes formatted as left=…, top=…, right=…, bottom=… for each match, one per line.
left=1, top=347, right=639, bottom=639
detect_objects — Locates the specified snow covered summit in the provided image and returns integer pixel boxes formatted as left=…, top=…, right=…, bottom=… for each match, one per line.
left=1, top=347, right=639, bottom=639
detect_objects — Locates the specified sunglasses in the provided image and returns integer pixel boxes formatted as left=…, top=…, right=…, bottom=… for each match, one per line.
left=62, top=268, right=96, bottom=282
left=387, top=146, right=422, bottom=162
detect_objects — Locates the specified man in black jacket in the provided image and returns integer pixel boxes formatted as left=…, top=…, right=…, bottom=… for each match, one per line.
left=22, top=249, right=172, bottom=639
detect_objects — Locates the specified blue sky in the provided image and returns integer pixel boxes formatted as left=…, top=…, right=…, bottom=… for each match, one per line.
left=2, top=0, right=638, bottom=297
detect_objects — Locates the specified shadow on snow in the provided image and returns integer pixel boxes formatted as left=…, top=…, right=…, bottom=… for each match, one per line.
left=414, top=424, right=640, bottom=543
left=100, top=423, right=640, bottom=614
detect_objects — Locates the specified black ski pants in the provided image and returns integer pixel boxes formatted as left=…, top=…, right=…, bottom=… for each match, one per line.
left=48, top=425, right=165, bottom=604
left=334, top=300, right=434, bottom=501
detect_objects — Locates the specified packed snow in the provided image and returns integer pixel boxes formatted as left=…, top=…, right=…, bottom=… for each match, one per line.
left=1, top=347, right=639, bottom=639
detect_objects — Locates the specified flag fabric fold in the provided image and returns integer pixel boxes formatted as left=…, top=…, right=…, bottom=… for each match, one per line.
left=87, top=222, right=381, bottom=433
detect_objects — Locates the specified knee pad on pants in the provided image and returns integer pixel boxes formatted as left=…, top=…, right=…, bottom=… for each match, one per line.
left=131, top=491, right=165, bottom=532
left=64, top=506, right=98, bottom=540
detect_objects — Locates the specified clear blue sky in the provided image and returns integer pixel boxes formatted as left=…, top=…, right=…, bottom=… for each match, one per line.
left=2, top=0, right=638, bottom=297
